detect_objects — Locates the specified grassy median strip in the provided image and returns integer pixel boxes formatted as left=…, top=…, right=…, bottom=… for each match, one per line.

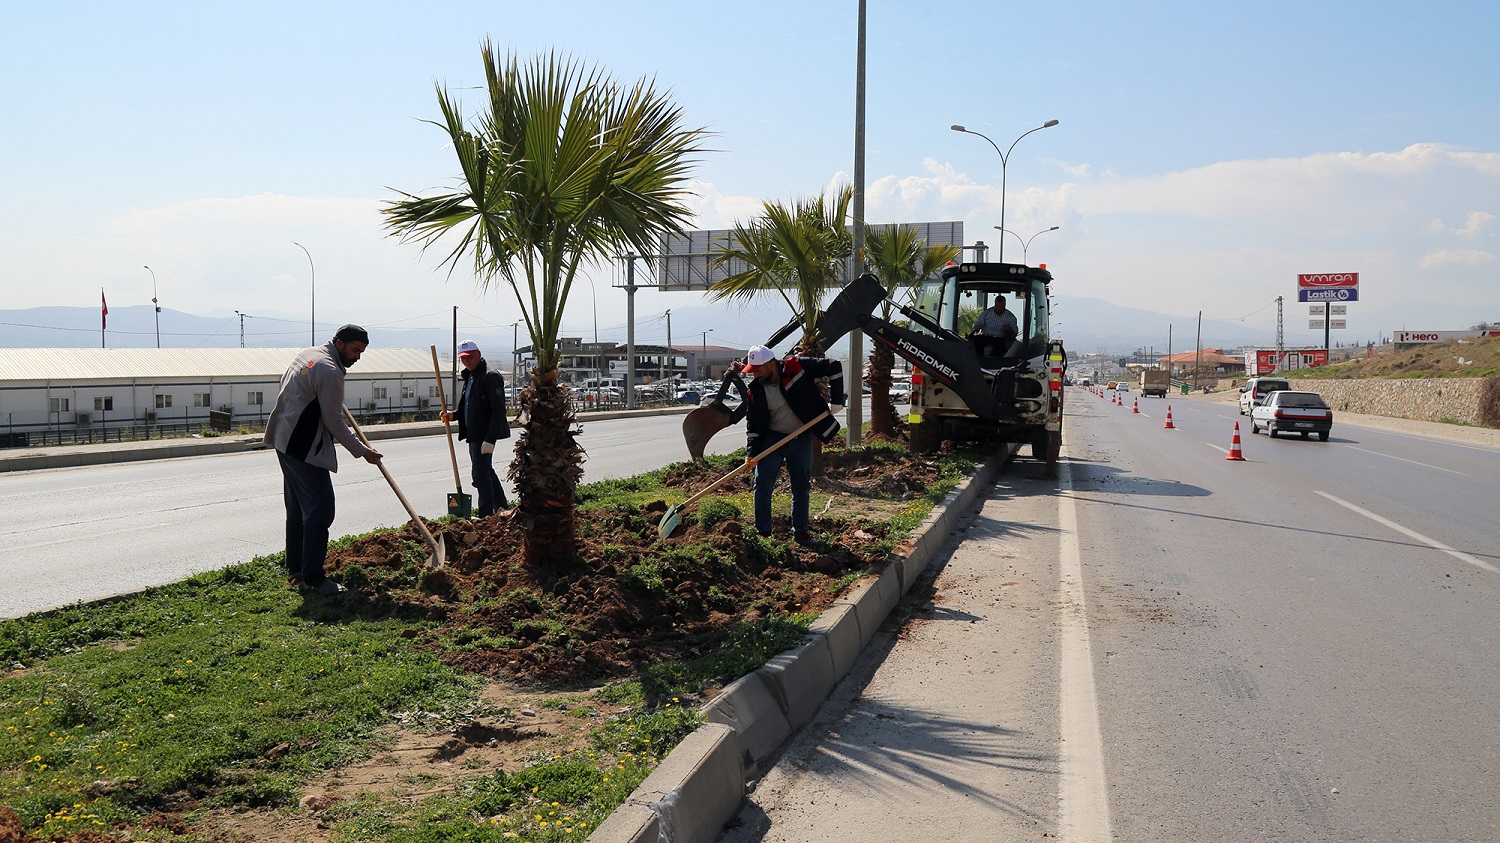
left=1, top=440, right=984, bottom=839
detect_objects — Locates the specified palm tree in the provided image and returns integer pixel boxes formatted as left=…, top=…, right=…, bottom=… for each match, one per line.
left=862, top=226, right=960, bottom=437
left=706, top=186, right=854, bottom=355
left=382, top=43, right=707, bottom=565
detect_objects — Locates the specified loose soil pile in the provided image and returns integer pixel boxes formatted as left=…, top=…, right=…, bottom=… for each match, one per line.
left=322, top=442, right=948, bottom=689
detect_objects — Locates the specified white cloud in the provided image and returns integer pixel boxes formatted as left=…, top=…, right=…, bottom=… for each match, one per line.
left=1419, top=249, right=1496, bottom=268
left=11, top=144, right=1500, bottom=342
left=1455, top=210, right=1496, bottom=239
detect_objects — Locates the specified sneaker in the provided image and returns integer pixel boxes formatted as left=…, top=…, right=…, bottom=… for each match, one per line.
left=794, top=531, right=814, bottom=546
left=757, top=531, right=773, bottom=538
left=307, top=580, right=347, bottom=596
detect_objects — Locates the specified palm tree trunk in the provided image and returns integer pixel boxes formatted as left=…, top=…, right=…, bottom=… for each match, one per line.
left=509, top=367, right=583, bottom=566
left=867, top=343, right=901, bottom=438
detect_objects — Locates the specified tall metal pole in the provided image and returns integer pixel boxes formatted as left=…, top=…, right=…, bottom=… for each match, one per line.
left=1323, top=302, right=1332, bottom=357
left=235, top=311, right=246, bottom=348
left=293, top=242, right=314, bottom=345
left=1194, top=311, right=1203, bottom=391
left=663, top=309, right=671, bottom=385
left=625, top=255, right=638, bottom=409
left=144, top=266, right=160, bottom=348
left=511, top=320, right=521, bottom=389
left=847, top=0, right=867, bottom=447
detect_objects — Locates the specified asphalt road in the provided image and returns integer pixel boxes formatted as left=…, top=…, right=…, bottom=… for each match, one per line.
left=723, top=392, right=1500, bottom=842
left=0, top=413, right=744, bottom=619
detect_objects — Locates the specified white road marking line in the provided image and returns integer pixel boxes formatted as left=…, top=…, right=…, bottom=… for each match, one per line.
left=1315, top=491, right=1497, bottom=573
left=1058, top=461, right=1113, bottom=842
left=1206, top=443, right=1229, bottom=455
left=1347, top=446, right=1466, bottom=475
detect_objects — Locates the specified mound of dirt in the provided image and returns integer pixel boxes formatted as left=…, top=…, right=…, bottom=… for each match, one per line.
left=323, top=445, right=944, bottom=687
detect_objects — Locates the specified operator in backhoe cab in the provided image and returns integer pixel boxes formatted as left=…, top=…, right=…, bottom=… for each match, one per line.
left=728, top=345, right=845, bottom=545
left=970, top=295, right=1018, bottom=358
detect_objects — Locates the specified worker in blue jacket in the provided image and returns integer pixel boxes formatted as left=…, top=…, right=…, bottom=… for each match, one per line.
left=729, top=345, right=845, bottom=544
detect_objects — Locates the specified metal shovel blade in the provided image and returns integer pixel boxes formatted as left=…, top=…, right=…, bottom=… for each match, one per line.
left=657, top=504, right=684, bottom=539
left=682, top=403, right=734, bottom=460
left=428, top=532, right=450, bottom=570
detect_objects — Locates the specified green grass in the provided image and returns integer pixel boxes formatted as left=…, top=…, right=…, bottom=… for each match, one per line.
left=0, top=553, right=477, bottom=835
left=0, top=439, right=988, bottom=839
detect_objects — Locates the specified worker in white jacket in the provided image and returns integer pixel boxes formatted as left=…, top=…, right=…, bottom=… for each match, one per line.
left=264, top=324, right=382, bottom=595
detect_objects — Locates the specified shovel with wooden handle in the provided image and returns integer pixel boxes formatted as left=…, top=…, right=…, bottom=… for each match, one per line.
left=430, top=345, right=472, bottom=518
left=658, top=410, right=832, bottom=539
left=340, top=405, right=447, bottom=569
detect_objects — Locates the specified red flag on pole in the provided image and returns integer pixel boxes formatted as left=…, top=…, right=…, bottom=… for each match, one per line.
left=101, top=289, right=108, bottom=329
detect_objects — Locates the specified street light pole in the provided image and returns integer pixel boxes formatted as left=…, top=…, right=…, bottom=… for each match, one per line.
left=701, top=329, right=713, bottom=378
left=994, top=225, right=1060, bottom=265
left=292, top=242, right=314, bottom=345
left=511, top=320, right=522, bottom=387
left=143, top=266, right=160, bottom=348
left=951, top=119, right=1059, bottom=263
left=663, top=309, right=671, bottom=385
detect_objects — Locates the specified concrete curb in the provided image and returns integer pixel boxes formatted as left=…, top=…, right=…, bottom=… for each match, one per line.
left=0, top=406, right=694, bottom=473
left=586, top=444, right=1016, bottom=843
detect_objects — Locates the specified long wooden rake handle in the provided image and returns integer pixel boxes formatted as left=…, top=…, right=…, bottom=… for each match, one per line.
left=430, top=345, right=463, bottom=491
left=675, top=410, right=832, bottom=512
left=341, top=405, right=444, bottom=568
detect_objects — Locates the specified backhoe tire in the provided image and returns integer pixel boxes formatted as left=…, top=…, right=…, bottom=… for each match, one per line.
left=909, top=418, right=941, bottom=453
left=1029, top=428, right=1049, bottom=461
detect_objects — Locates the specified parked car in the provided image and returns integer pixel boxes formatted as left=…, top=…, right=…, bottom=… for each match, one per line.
left=675, top=390, right=702, bottom=405
left=1249, top=390, right=1333, bottom=440
left=1238, top=376, right=1292, bottom=415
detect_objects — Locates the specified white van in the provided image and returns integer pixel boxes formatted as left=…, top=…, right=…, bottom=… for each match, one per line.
left=1238, top=377, right=1292, bottom=415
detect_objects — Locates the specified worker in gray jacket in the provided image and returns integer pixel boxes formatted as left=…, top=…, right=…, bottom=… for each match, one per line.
left=264, top=324, right=382, bottom=595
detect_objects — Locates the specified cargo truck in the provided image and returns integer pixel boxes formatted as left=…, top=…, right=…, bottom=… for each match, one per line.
left=1140, top=368, right=1169, bottom=397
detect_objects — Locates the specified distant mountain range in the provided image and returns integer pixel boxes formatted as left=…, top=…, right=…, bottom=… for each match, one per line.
left=0, top=296, right=1431, bottom=358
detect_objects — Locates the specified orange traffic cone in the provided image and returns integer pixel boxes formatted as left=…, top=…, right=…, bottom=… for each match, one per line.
left=1225, top=422, right=1246, bottom=460
left=1163, top=405, right=1176, bottom=429
left=1132, top=397, right=1140, bottom=413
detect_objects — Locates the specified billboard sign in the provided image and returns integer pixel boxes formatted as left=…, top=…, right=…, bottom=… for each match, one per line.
left=1248, top=348, right=1329, bottom=375
left=1394, top=330, right=1500, bottom=344
left=658, top=221, right=964, bottom=292
left=1309, top=320, right=1347, bottom=330
left=1299, top=287, right=1357, bottom=302
left=1297, top=272, right=1358, bottom=303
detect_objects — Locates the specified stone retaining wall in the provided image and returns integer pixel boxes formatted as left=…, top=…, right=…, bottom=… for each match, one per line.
left=1280, top=376, right=1500, bottom=427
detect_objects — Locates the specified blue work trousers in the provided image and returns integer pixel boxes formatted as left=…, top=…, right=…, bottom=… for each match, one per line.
left=753, top=432, right=813, bottom=536
left=277, top=451, right=336, bottom=586
left=468, top=439, right=508, bottom=517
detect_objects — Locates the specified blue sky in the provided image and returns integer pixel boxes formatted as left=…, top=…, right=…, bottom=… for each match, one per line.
left=3, top=0, right=1497, bottom=351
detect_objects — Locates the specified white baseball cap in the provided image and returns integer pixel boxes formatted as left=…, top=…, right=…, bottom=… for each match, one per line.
left=741, top=345, right=776, bottom=372
left=457, top=339, right=480, bottom=355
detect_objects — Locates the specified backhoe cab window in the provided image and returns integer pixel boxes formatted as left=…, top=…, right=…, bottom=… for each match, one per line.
left=911, top=278, right=957, bottom=338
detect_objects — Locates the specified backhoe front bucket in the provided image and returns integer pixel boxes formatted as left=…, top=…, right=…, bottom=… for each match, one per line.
left=683, top=403, right=734, bottom=460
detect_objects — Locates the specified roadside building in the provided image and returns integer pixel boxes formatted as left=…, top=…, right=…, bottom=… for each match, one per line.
left=0, top=347, right=438, bottom=447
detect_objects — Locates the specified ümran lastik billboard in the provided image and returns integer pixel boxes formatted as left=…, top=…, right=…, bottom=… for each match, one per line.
left=1298, top=272, right=1358, bottom=302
